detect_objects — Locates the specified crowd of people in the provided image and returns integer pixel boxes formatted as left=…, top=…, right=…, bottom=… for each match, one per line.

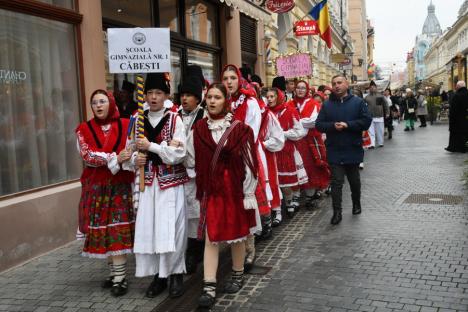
left=76, top=63, right=465, bottom=309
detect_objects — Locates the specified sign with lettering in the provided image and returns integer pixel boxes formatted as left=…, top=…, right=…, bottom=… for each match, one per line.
left=0, top=69, right=27, bottom=84
left=266, top=0, right=295, bottom=13
left=294, top=20, right=318, bottom=36
left=276, top=53, right=312, bottom=78
left=107, top=28, right=170, bottom=73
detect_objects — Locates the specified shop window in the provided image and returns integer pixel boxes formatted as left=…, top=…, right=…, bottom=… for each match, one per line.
left=159, top=0, right=179, bottom=32
left=35, top=0, right=74, bottom=9
left=185, top=0, right=217, bottom=45
left=188, top=48, right=218, bottom=83
left=102, top=0, right=152, bottom=27
left=0, top=9, right=82, bottom=197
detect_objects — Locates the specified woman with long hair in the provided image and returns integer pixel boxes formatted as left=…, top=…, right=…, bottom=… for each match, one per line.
left=186, top=83, right=258, bottom=309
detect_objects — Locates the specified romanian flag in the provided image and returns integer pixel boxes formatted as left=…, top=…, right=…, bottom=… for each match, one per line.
left=309, top=0, right=332, bottom=49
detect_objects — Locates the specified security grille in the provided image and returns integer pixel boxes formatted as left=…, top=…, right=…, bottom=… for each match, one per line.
left=403, top=193, right=464, bottom=205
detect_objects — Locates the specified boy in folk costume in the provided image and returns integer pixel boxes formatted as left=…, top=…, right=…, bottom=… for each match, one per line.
left=266, top=88, right=308, bottom=222
left=178, top=66, right=207, bottom=274
left=130, top=73, right=189, bottom=298
left=76, top=90, right=134, bottom=297
left=185, top=83, right=258, bottom=309
left=287, top=80, right=330, bottom=212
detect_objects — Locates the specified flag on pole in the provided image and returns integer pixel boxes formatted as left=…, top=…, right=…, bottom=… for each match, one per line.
left=308, top=0, right=332, bottom=49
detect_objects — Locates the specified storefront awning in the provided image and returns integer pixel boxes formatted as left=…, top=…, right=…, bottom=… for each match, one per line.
left=219, top=0, right=272, bottom=22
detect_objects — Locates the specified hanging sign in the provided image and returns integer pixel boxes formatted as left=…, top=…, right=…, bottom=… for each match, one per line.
left=276, top=53, right=312, bottom=78
left=107, top=28, right=171, bottom=74
left=266, top=0, right=295, bottom=13
left=294, top=20, right=319, bottom=36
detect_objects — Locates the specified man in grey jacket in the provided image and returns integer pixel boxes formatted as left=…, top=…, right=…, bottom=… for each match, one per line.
left=365, top=80, right=388, bottom=147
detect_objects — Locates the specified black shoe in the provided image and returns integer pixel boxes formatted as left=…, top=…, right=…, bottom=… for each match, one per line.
left=168, top=274, right=184, bottom=298
left=312, top=190, right=322, bottom=200
left=110, top=278, right=128, bottom=297
left=404, top=127, right=409, bottom=131
left=305, top=196, right=317, bottom=210
left=411, top=127, right=415, bottom=131
left=259, top=226, right=272, bottom=240
left=286, top=205, right=295, bottom=218
left=101, top=276, right=114, bottom=289
left=145, top=275, right=167, bottom=298
left=223, top=274, right=244, bottom=294
left=198, top=282, right=216, bottom=309
left=330, top=211, right=342, bottom=225
left=352, top=203, right=362, bottom=215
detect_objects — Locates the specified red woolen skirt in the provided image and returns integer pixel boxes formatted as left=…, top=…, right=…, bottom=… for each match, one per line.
left=204, top=170, right=257, bottom=243
left=79, top=181, right=134, bottom=258
left=276, top=141, right=300, bottom=187
left=264, top=150, right=281, bottom=209
left=296, top=133, right=330, bottom=190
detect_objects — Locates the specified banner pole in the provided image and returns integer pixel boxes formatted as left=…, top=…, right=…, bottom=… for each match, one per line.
left=136, top=75, right=145, bottom=192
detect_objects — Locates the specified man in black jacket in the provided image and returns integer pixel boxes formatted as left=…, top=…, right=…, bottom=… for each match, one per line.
left=446, top=81, right=468, bottom=153
left=316, top=74, right=372, bottom=225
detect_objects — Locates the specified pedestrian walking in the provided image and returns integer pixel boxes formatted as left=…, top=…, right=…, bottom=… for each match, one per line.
left=288, top=81, right=330, bottom=213
left=76, top=89, right=135, bottom=296
left=132, top=73, right=189, bottom=299
left=178, top=68, right=206, bottom=275
left=416, top=89, right=428, bottom=127
left=383, top=88, right=394, bottom=139
left=401, top=88, right=418, bottom=131
left=266, top=87, right=307, bottom=226
left=186, top=83, right=258, bottom=309
left=365, top=80, right=388, bottom=147
left=316, top=74, right=372, bottom=225
left=446, top=81, right=468, bottom=153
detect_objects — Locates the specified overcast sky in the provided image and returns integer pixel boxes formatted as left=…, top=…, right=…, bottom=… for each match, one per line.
left=366, top=0, right=463, bottom=69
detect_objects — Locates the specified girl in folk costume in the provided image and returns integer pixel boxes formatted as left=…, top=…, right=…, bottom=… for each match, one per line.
left=185, top=84, right=258, bottom=309
left=266, top=88, right=307, bottom=222
left=221, top=64, right=265, bottom=271
left=288, top=81, right=330, bottom=210
left=131, top=73, right=189, bottom=299
left=178, top=68, right=207, bottom=275
left=76, top=90, right=134, bottom=297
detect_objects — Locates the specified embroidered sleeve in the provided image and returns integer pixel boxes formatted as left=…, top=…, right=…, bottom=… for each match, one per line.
left=245, top=98, right=262, bottom=142
left=284, top=117, right=307, bottom=141
left=76, top=130, right=111, bottom=167
left=147, top=115, right=187, bottom=165
left=300, top=105, right=319, bottom=129
left=263, top=112, right=285, bottom=152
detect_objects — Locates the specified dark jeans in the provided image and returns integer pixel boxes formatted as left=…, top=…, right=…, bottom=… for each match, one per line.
left=330, top=164, right=361, bottom=212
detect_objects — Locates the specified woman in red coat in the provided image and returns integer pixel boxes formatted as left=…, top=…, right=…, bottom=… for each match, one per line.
left=75, top=90, right=134, bottom=296
left=186, top=83, right=258, bottom=309
left=288, top=81, right=330, bottom=210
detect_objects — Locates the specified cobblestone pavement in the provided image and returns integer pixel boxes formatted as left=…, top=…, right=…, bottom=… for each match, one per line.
left=0, top=123, right=467, bottom=312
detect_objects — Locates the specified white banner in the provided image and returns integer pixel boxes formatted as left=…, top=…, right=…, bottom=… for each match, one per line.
left=107, top=28, right=171, bottom=74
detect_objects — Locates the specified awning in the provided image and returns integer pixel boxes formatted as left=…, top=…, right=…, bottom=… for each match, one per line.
left=219, top=0, right=272, bottom=22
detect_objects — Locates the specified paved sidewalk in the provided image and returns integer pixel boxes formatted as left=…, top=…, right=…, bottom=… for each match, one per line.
left=0, top=123, right=467, bottom=312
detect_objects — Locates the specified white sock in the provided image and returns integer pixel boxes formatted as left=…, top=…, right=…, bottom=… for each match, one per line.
left=112, top=258, right=127, bottom=283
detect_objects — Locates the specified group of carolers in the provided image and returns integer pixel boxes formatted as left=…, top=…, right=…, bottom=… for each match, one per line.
left=75, top=64, right=331, bottom=309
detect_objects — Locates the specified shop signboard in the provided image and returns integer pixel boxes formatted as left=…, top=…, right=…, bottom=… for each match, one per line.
left=266, top=0, right=295, bottom=13
left=107, top=28, right=170, bottom=74
left=276, top=53, right=312, bottom=78
left=294, top=20, right=319, bottom=36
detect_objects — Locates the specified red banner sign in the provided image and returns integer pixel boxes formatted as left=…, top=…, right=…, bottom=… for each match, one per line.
left=294, top=20, right=319, bottom=36
left=266, top=0, right=295, bottom=13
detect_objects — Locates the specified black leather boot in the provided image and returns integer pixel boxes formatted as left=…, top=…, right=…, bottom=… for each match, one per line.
left=352, top=201, right=362, bottom=215
left=145, top=274, right=167, bottom=298
left=305, top=195, right=317, bottom=210
left=169, top=274, right=184, bottom=298
left=330, top=210, right=342, bottom=225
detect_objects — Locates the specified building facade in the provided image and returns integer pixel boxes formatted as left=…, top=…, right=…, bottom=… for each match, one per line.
left=348, top=0, right=367, bottom=82
left=424, top=0, right=468, bottom=90
left=413, top=1, right=442, bottom=82
left=0, top=0, right=272, bottom=272
left=264, top=0, right=354, bottom=87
